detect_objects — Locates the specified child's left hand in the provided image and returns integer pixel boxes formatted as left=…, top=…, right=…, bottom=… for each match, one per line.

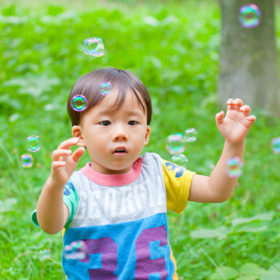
left=215, top=98, right=256, bottom=144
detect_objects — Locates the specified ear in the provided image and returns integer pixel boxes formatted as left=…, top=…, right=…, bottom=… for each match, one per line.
left=72, top=125, right=86, bottom=147
left=144, top=126, right=151, bottom=146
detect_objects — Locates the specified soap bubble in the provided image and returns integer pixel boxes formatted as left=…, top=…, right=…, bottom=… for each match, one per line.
left=226, top=157, right=243, bottom=178
left=171, top=154, right=188, bottom=167
left=100, top=82, right=112, bottom=96
left=21, top=154, right=33, bottom=168
left=39, top=249, right=50, bottom=261
left=184, top=128, right=197, bottom=142
left=272, top=137, right=280, bottom=154
left=27, top=135, right=40, bottom=152
left=166, top=133, right=185, bottom=155
left=72, top=95, right=87, bottom=112
left=80, top=37, right=104, bottom=57
left=239, top=4, right=261, bottom=28
left=64, top=240, right=88, bottom=260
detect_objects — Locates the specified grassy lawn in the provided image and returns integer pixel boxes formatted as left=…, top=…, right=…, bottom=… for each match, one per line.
left=0, top=1, right=279, bottom=279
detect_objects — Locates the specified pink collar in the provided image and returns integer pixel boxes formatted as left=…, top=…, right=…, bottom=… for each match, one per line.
left=80, top=157, right=142, bottom=186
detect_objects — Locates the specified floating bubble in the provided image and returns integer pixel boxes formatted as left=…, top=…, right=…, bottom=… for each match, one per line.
left=64, top=240, right=88, bottom=260
left=272, top=137, right=280, bottom=154
left=72, top=95, right=87, bottom=112
left=171, top=154, right=188, bottom=167
left=226, top=157, right=243, bottom=178
left=166, top=133, right=185, bottom=155
left=27, top=135, right=40, bottom=152
left=184, top=128, right=197, bottom=142
left=39, top=249, right=50, bottom=261
left=100, top=82, right=112, bottom=96
left=80, top=37, right=104, bottom=57
left=21, top=154, right=33, bottom=168
left=239, top=4, right=261, bottom=28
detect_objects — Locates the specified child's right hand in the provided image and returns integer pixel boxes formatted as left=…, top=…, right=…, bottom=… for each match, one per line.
left=50, top=137, right=85, bottom=187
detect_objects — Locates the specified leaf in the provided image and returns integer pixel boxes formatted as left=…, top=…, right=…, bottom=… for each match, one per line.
left=0, top=229, right=12, bottom=242
left=236, top=277, right=257, bottom=280
left=259, top=271, right=280, bottom=280
left=9, top=113, right=20, bottom=122
left=268, top=263, right=280, bottom=273
left=210, top=266, right=239, bottom=280
left=0, top=15, right=27, bottom=24
left=0, top=198, right=17, bottom=213
left=15, top=63, right=39, bottom=73
left=144, top=56, right=162, bottom=69
left=161, top=15, right=179, bottom=26
left=142, top=15, right=159, bottom=26
left=41, top=11, right=77, bottom=24
left=234, top=225, right=268, bottom=233
left=240, top=263, right=266, bottom=276
left=3, top=74, right=60, bottom=97
left=190, top=226, right=229, bottom=239
left=0, top=94, right=23, bottom=110
left=232, top=213, right=274, bottom=227
left=169, top=85, right=185, bottom=95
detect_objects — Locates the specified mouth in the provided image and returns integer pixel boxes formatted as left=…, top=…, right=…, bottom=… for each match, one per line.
left=112, top=146, right=128, bottom=156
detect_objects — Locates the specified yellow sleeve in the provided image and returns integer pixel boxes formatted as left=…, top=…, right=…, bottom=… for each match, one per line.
left=162, top=160, right=195, bottom=213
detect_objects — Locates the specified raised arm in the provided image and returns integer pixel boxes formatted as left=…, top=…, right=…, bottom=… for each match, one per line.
left=189, top=98, right=256, bottom=203
left=36, top=137, right=85, bottom=234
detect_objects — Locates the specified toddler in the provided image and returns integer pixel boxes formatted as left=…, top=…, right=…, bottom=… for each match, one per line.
left=32, top=67, right=256, bottom=279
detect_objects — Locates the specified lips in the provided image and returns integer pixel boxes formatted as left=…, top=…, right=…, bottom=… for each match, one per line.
left=112, top=146, right=128, bottom=156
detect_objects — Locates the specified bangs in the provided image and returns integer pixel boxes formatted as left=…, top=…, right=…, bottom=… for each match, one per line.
left=67, top=68, right=152, bottom=126
left=104, top=75, right=146, bottom=114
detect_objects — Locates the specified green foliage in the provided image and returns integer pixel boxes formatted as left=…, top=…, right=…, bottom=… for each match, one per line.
left=209, top=263, right=280, bottom=280
left=190, top=212, right=274, bottom=239
left=0, top=1, right=279, bottom=279
left=0, top=198, right=17, bottom=213
left=210, top=266, right=239, bottom=279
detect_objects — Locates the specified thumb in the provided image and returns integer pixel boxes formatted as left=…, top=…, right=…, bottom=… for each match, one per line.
left=215, top=111, right=224, bottom=126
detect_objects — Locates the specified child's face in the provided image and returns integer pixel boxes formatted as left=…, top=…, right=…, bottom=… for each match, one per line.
left=73, top=89, right=151, bottom=174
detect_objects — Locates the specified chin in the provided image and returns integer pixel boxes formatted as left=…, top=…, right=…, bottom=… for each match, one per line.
left=109, top=165, right=131, bottom=174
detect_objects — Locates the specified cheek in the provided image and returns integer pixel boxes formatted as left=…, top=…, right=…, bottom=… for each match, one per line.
left=136, top=133, right=149, bottom=147
left=83, top=132, right=99, bottom=148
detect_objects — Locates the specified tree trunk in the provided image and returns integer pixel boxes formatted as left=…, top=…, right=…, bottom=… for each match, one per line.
left=218, top=0, right=280, bottom=116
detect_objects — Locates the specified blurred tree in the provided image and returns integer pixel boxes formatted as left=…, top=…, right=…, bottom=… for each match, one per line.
left=218, top=0, right=280, bottom=116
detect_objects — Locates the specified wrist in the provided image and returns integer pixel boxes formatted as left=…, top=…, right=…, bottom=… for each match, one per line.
left=224, top=139, right=245, bottom=149
left=223, top=141, right=245, bottom=157
left=45, top=176, right=66, bottom=193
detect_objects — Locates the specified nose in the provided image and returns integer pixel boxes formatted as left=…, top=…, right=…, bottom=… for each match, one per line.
left=112, top=123, right=128, bottom=142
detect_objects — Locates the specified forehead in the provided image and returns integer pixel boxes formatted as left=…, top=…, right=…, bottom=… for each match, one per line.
left=95, top=88, right=146, bottom=114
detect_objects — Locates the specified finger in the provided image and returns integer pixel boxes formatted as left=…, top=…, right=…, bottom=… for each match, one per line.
left=215, top=111, right=224, bottom=126
left=52, top=161, right=66, bottom=168
left=240, top=105, right=251, bottom=116
left=52, top=149, right=72, bottom=161
left=58, top=137, right=79, bottom=150
left=233, top=98, right=244, bottom=110
left=226, top=98, right=234, bottom=105
left=246, top=115, right=256, bottom=125
left=72, top=147, right=85, bottom=163
left=226, top=98, right=235, bottom=110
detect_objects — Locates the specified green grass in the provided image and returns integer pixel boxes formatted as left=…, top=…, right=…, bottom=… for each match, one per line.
left=0, top=1, right=280, bottom=279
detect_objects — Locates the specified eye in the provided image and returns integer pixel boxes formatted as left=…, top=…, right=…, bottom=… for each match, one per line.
left=99, top=120, right=111, bottom=126
left=128, top=120, right=138, bottom=125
